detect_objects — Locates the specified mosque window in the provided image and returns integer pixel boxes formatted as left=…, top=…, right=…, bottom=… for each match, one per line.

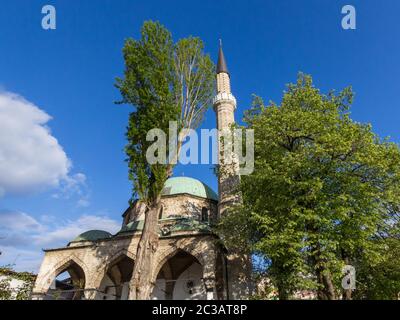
left=201, top=207, right=209, bottom=222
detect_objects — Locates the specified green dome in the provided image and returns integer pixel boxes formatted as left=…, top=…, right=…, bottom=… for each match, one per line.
left=161, top=177, right=218, bottom=201
left=71, top=230, right=112, bottom=243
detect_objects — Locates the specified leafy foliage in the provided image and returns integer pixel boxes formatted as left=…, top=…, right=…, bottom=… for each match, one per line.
left=218, top=73, right=400, bottom=299
left=353, top=238, right=400, bottom=299
left=0, top=266, right=35, bottom=300
left=116, top=21, right=214, bottom=204
left=116, top=21, right=178, bottom=203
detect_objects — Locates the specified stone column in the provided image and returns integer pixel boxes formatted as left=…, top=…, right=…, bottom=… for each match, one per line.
left=203, top=277, right=216, bottom=300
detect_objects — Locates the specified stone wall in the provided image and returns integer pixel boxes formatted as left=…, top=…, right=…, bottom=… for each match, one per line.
left=32, top=233, right=222, bottom=300
left=123, top=194, right=218, bottom=225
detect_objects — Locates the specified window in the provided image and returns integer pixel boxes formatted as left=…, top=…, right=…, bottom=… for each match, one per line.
left=201, top=207, right=209, bottom=222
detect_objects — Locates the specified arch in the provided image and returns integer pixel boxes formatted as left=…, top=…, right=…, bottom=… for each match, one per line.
left=52, top=261, right=86, bottom=300
left=152, top=249, right=206, bottom=300
left=36, top=254, right=90, bottom=293
left=91, top=248, right=136, bottom=291
left=95, top=250, right=136, bottom=300
left=38, top=255, right=89, bottom=300
left=107, top=248, right=136, bottom=265
left=53, top=255, right=89, bottom=279
left=151, top=243, right=207, bottom=287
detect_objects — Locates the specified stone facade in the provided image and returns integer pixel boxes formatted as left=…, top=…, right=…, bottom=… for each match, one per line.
left=32, top=192, right=232, bottom=300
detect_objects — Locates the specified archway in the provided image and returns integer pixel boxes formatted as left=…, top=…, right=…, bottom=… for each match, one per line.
left=47, top=260, right=86, bottom=300
left=98, top=254, right=135, bottom=300
left=151, top=249, right=206, bottom=300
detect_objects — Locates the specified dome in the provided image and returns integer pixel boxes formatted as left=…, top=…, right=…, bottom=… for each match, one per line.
left=71, top=230, right=113, bottom=243
left=161, top=177, right=218, bottom=201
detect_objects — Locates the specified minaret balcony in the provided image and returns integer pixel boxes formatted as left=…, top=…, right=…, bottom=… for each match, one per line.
left=212, top=92, right=237, bottom=108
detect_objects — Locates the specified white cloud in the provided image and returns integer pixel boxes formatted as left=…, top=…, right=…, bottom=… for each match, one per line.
left=0, top=245, right=44, bottom=273
left=77, top=198, right=90, bottom=208
left=0, top=210, right=43, bottom=232
left=33, top=214, right=121, bottom=246
left=0, top=210, right=120, bottom=272
left=52, top=173, right=91, bottom=207
left=0, top=90, right=88, bottom=204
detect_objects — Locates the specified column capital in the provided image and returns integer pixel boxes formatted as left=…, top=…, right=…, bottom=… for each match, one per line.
left=202, top=276, right=216, bottom=290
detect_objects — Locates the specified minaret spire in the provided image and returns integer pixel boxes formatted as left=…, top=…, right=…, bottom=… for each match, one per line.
left=217, top=40, right=229, bottom=75
left=215, top=40, right=233, bottom=95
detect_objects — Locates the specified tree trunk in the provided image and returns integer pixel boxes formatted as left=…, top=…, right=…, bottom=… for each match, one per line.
left=277, top=287, right=289, bottom=300
left=315, top=266, right=337, bottom=300
left=312, top=245, right=337, bottom=300
left=342, top=287, right=352, bottom=300
left=128, top=197, right=161, bottom=300
left=306, top=222, right=337, bottom=300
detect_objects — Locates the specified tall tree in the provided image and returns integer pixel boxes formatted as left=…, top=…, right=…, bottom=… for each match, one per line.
left=116, top=21, right=214, bottom=299
left=218, top=74, right=400, bottom=299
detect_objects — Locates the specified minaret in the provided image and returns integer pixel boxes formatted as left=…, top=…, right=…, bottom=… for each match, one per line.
left=213, top=41, right=253, bottom=300
left=213, top=41, right=241, bottom=216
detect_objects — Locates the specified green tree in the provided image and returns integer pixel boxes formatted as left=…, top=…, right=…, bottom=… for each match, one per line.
left=116, top=21, right=214, bottom=299
left=353, top=238, right=400, bottom=300
left=0, top=276, right=12, bottom=300
left=0, top=266, right=35, bottom=300
left=218, top=74, right=400, bottom=300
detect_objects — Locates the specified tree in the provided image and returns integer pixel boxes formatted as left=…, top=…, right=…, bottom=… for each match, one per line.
left=0, top=266, right=35, bottom=300
left=353, top=237, right=400, bottom=299
left=0, top=276, right=12, bottom=300
left=115, top=21, right=214, bottom=299
left=218, top=73, right=400, bottom=299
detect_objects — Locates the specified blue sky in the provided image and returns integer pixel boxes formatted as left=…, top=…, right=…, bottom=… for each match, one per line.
left=0, top=0, right=399, bottom=272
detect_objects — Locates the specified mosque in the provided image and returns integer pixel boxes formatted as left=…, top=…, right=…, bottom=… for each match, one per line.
left=32, top=45, right=253, bottom=300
